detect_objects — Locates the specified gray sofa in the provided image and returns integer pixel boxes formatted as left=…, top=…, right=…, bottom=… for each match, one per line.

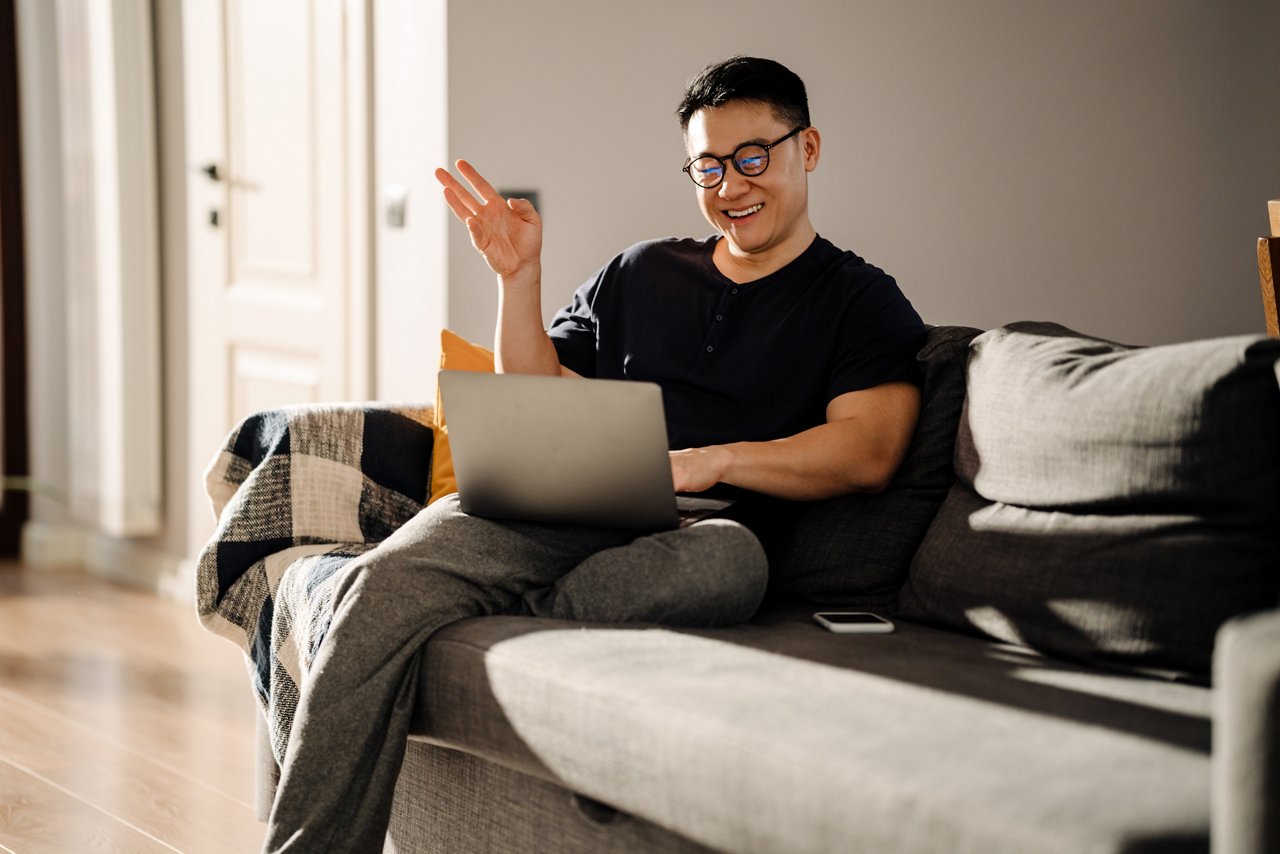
left=201, top=322, right=1280, bottom=853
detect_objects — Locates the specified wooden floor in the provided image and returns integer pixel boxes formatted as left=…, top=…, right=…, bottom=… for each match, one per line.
left=0, top=562, right=266, bottom=853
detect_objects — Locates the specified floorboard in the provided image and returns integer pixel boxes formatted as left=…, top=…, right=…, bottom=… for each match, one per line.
left=0, top=564, right=265, bottom=853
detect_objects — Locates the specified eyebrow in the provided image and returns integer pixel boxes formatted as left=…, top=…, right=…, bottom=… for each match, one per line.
left=691, top=137, right=773, bottom=160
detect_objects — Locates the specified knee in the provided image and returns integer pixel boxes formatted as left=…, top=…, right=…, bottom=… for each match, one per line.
left=329, top=497, right=460, bottom=607
left=680, top=519, right=768, bottom=625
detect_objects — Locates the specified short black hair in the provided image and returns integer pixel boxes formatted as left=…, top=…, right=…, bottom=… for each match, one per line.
left=676, top=56, right=810, bottom=133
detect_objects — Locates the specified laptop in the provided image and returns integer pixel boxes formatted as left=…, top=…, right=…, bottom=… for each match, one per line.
left=438, top=371, right=732, bottom=530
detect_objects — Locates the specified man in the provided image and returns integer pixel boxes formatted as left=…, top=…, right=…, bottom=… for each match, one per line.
left=264, top=56, right=925, bottom=852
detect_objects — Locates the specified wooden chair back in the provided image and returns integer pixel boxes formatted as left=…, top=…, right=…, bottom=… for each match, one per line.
left=1260, top=200, right=1280, bottom=337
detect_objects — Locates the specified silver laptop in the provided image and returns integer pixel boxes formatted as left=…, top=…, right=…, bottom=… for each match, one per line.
left=438, top=371, right=731, bottom=530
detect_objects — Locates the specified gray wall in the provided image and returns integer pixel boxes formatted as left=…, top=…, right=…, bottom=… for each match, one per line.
left=447, top=0, right=1280, bottom=346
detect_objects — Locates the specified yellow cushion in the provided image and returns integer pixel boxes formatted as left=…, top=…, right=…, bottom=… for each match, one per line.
left=429, top=329, right=496, bottom=504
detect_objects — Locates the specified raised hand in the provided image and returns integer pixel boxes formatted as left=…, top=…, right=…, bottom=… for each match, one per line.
left=435, top=160, right=542, bottom=281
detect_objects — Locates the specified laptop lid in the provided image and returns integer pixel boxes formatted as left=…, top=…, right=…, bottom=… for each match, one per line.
left=438, top=371, right=680, bottom=530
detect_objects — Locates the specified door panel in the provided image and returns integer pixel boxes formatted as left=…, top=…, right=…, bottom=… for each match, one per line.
left=231, top=345, right=321, bottom=420
left=222, top=0, right=345, bottom=420
left=227, top=0, right=316, bottom=282
left=184, top=0, right=368, bottom=555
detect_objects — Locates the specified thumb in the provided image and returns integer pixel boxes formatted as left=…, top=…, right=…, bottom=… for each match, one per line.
left=507, top=197, right=539, bottom=222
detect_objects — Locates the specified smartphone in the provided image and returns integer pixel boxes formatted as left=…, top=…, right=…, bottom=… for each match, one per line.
left=812, top=611, right=895, bottom=634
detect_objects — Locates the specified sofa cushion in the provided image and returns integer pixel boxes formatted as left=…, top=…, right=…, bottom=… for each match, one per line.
left=763, top=325, right=982, bottom=606
left=899, top=322, right=1280, bottom=679
left=411, top=611, right=1212, bottom=854
left=430, top=329, right=496, bottom=505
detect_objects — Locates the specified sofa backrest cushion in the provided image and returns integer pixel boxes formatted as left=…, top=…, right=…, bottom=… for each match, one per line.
left=899, top=321, right=1280, bottom=680
left=763, top=324, right=983, bottom=606
left=430, top=329, right=496, bottom=505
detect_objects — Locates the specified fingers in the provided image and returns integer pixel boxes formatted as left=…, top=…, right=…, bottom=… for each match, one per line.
left=440, top=187, right=475, bottom=223
left=434, top=167, right=480, bottom=217
left=434, top=160, right=499, bottom=204
left=455, top=159, right=501, bottom=203
left=436, top=161, right=519, bottom=230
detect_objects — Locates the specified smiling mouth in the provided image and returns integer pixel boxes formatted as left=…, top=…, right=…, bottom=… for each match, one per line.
left=725, top=203, right=763, bottom=219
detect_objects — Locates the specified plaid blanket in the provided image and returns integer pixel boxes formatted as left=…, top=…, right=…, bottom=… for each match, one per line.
left=195, top=403, right=435, bottom=762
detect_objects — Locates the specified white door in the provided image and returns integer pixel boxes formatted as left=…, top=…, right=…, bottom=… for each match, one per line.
left=183, top=0, right=370, bottom=548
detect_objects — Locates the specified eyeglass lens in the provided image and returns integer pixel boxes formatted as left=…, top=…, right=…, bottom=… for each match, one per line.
left=688, top=144, right=771, bottom=188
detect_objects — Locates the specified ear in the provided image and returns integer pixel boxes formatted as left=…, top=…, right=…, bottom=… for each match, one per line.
left=802, top=126, right=821, bottom=172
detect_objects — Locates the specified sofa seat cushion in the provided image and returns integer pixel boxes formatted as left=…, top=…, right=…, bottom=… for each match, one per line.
left=411, top=611, right=1211, bottom=854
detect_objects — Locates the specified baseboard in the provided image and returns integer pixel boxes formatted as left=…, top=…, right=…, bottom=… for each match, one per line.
left=21, top=520, right=196, bottom=603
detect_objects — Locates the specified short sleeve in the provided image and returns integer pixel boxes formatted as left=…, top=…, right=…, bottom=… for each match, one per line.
left=826, top=275, right=926, bottom=403
left=547, top=273, right=603, bottom=378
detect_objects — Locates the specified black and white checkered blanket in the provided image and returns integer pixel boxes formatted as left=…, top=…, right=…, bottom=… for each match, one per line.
left=195, top=403, right=435, bottom=762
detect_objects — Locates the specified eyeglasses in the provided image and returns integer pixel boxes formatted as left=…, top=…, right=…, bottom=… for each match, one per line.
left=681, top=127, right=807, bottom=189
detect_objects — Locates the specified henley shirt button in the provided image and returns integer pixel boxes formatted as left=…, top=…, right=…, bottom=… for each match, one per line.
left=706, top=345, right=714, bottom=353
left=715, top=314, right=723, bottom=321
left=731, top=288, right=739, bottom=295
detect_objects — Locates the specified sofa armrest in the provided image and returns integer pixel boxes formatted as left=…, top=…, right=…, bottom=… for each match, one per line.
left=1213, top=607, right=1280, bottom=854
left=196, top=402, right=435, bottom=651
left=204, top=402, right=435, bottom=518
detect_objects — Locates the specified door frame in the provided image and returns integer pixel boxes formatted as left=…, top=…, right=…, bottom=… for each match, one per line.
left=0, top=0, right=28, bottom=555
left=179, top=0, right=373, bottom=556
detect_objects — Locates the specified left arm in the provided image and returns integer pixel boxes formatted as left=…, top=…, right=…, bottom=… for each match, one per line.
left=669, top=381, right=921, bottom=501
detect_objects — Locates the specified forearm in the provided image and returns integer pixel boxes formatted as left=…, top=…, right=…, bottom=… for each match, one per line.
left=718, top=419, right=903, bottom=500
left=436, top=161, right=561, bottom=375
left=494, top=266, right=561, bottom=376
left=670, top=383, right=921, bottom=501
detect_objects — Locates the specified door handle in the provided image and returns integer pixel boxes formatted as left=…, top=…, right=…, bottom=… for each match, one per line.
left=193, top=162, right=261, bottom=191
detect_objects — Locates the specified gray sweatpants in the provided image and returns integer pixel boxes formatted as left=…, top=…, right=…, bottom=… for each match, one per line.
left=264, top=494, right=768, bottom=852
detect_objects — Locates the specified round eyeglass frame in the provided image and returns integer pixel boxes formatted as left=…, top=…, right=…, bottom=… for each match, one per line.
left=681, top=126, right=807, bottom=189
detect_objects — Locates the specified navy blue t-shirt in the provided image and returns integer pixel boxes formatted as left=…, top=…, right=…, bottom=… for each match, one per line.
left=547, top=235, right=926, bottom=451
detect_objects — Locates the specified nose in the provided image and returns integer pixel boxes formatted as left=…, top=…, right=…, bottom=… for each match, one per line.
left=717, top=171, right=749, bottom=200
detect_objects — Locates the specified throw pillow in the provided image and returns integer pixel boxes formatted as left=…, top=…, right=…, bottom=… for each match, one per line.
left=429, top=329, right=495, bottom=504
left=899, top=322, right=1280, bottom=680
left=763, top=325, right=983, bottom=607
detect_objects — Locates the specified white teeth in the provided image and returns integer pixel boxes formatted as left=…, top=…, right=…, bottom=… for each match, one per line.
left=726, top=204, right=762, bottom=219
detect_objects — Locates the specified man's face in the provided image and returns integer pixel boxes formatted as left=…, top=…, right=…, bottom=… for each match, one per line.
left=684, top=101, right=818, bottom=260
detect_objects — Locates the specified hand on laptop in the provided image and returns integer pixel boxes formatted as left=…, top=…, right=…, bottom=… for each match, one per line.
left=670, top=446, right=731, bottom=493
left=435, top=160, right=542, bottom=285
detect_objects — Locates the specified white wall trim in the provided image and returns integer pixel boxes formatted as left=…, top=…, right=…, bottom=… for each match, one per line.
left=22, top=521, right=197, bottom=604
left=345, top=0, right=374, bottom=400
left=54, top=0, right=163, bottom=537
left=180, top=0, right=230, bottom=559
left=372, top=0, right=448, bottom=401
left=16, top=0, right=70, bottom=528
